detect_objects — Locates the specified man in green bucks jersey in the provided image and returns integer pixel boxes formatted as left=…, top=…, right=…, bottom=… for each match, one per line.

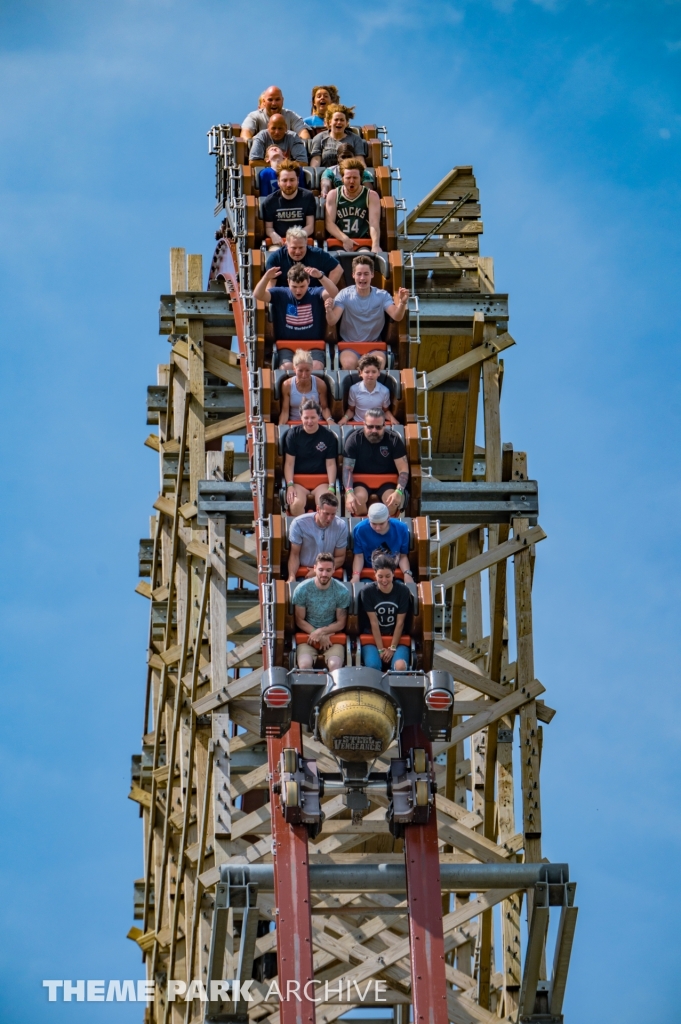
left=325, top=159, right=381, bottom=253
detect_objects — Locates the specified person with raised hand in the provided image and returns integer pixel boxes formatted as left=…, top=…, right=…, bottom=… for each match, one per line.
left=325, top=255, right=409, bottom=370
left=266, top=226, right=344, bottom=287
left=254, top=263, right=337, bottom=359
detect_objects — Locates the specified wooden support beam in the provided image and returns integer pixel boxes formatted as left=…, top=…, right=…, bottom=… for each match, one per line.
left=447, top=679, right=545, bottom=749
left=426, top=333, right=514, bottom=391
left=433, top=524, right=546, bottom=591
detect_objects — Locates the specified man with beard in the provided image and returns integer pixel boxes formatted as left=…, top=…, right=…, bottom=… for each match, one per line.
left=261, top=160, right=316, bottom=249
left=342, top=409, right=409, bottom=517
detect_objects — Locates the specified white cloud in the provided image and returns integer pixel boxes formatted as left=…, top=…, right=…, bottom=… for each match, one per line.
left=660, top=127, right=671, bottom=138
left=665, top=39, right=681, bottom=51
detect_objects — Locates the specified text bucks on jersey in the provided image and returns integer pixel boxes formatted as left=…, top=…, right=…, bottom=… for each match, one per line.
left=337, top=186, right=370, bottom=237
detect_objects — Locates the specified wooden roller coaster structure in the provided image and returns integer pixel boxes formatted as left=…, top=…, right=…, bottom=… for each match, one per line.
left=128, top=118, right=578, bottom=1024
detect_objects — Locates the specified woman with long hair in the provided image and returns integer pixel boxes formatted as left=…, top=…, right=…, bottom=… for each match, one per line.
left=309, top=104, right=369, bottom=168
left=358, top=554, right=411, bottom=671
left=304, top=85, right=340, bottom=134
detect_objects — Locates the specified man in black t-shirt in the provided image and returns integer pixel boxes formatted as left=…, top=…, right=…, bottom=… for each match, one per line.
left=266, top=226, right=344, bottom=287
left=261, top=160, right=316, bottom=249
left=284, top=401, right=339, bottom=516
left=343, top=409, right=409, bottom=516
left=358, top=553, right=411, bottom=671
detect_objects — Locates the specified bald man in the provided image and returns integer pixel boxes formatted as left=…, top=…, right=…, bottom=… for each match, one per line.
left=249, top=114, right=308, bottom=163
left=242, top=86, right=310, bottom=140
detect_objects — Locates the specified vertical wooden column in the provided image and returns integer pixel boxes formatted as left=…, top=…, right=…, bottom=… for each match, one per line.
left=187, top=322, right=205, bottom=508
left=206, top=450, right=232, bottom=861
left=478, top=335, right=504, bottom=1009
left=513, top=449, right=543, bottom=995
left=450, top=312, right=484, bottom=640
left=498, top=721, right=522, bottom=1017
left=170, top=247, right=187, bottom=293
left=187, top=253, right=203, bottom=292
left=513, top=454, right=542, bottom=863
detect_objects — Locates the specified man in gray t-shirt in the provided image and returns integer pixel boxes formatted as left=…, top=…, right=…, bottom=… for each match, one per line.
left=288, top=493, right=348, bottom=582
left=241, top=86, right=310, bottom=140
left=325, top=255, right=409, bottom=345
left=249, top=115, right=308, bottom=163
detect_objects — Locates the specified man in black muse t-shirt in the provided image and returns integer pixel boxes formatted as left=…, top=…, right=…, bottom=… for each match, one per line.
left=343, top=408, right=409, bottom=517
left=284, top=401, right=339, bottom=516
left=261, top=160, right=316, bottom=249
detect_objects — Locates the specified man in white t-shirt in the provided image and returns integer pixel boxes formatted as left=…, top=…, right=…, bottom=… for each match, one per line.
left=325, top=255, right=409, bottom=370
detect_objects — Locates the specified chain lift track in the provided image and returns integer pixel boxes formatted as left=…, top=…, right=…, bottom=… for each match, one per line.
left=130, top=120, right=579, bottom=1024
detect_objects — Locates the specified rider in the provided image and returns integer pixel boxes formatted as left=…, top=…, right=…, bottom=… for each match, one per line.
left=249, top=114, right=308, bottom=164
left=284, top=400, right=338, bottom=516
left=261, top=160, right=316, bottom=249
left=288, top=492, right=347, bottom=581
left=278, top=350, right=334, bottom=423
left=303, top=85, right=340, bottom=134
left=325, top=255, right=409, bottom=371
left=309, top=104, right=368, bottom=167
left=292, top=552, right=350, bottom=672
left=241, top=86, right=310, bottom=139
left=324, top=160, right=381, bottom=253
left=266, top=226, right=344, bottom=288
left=253, top=263, right=337, bottom=368
left=338, top=354, right=397, bottom=425
left=350, top=504, right=412, bottom=582
left=358, top=553, right=412, bottom=671
left=343, top=409, right=409, bottom=517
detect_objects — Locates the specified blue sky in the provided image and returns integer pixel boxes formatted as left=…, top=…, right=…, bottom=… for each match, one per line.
left=1, top=1, right=680, bottom=1021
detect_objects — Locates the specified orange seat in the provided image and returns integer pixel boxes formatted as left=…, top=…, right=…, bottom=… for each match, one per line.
left=327, top=239, right=374, bottom=250
left=337, top=342, right=387, bottom=352
left=293, top=474, right=329, bottom=490
left=353, top=473, right=398, bottom=489
left=359, top=634, right=411, bottom=648
left=297, top=567, right=343, bottom=579
left=359, top=568, right=404, bottom=580
left=276, top=340, right=326, bottom=350
left=295, top=633, right=347, bottom=646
